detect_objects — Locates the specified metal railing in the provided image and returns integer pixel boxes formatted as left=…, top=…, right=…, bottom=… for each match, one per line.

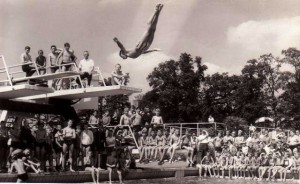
left=163, top=122, right=225, bottom=137
left=0, top=55, right=107, bottom=90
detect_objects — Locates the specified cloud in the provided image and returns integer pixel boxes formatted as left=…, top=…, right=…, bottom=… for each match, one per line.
left=227, top=17, right=300, bottom=55
left=203, top=62, right=242, bottom=76
left=97, top=0, right=124, bottom=6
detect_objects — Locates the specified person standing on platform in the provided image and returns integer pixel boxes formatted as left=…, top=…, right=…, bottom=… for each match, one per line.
left=20, top=46, right=36, bottom=85
left=76, top=51, right=94, bottom=87
left=35, top=50, right=46, bottom=75
left=47, top=45, right=63, bottom=88
left=48, top=45, right=62, bottom=73
left=57, top=42, right=77, bottom=71
left=20, top=46, right=35, bottom=77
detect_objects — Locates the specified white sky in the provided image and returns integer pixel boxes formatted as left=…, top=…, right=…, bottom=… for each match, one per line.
left=1, top=0, right=300, bottom=97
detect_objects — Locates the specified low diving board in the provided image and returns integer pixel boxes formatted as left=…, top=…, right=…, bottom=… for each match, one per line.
left=18, top=85, right=142, bottom=100
left=13, top=71, right=80, bottom=83
left=0, top=84, right=54, bottom=99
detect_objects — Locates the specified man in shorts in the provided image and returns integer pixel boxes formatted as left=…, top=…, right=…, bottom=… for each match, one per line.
left=57, top=42, right=77, bottom=71
left=48, top=45, right=63, bottom=73
left=62, top=120, right=76, bottom=171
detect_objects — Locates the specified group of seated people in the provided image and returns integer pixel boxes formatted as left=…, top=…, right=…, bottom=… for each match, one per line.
left=190, top=128, right=300, bottom=182
left=2, top=106, right=300, bottom=182
left=18, top=44, right=128, bottom=87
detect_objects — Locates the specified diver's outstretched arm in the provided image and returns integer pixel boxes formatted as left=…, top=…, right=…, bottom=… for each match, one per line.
left=143, top=49, right=161, bottom=54
left=113, top=37, right=127, bottom=54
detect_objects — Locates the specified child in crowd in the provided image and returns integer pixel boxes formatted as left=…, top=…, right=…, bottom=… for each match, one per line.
left=213, top=152, right=222, bottom=178
left=74, top=124, right=83, bottom=170
left=167, top=129, right=181, bottom=164
left=148, top=130, right=157, bottom=161
left=258, top=153, right=270, bottom=181
left=219, top=153, right=228, bottom=178
left=248, top=152, right=260, bottom=180
left=106, top=151, right=123, bottom=184
left=181, top=129, right=193, bottom=166
left=138, top=131, right=147, bottom=163
left=280, top=152, right=294, bottom=182
left=227, top=153, right=235, bottom=179
left=150, top=108, right=163, bottom=126
left=156, top=129, right=166, bottom=164
left=198, top=151, right=215, bottom=178
left=54, top=124, right=63, bottom=171
left=145, top=130, right=155, bottom=162
left=10, top=154, right=29, bottom=183
left=84, top=150, right=100, bottom=184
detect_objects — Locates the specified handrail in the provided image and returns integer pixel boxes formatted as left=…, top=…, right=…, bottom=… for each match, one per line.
left=0, top=56, right=13, bottom=86
left=0, top=62, right=35, bottom=69
left=163, top=122, right=225, bottom=137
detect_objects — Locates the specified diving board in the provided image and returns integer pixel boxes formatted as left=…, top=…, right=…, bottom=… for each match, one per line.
left=18, top=85, right=142, bottom=100
left=0, top=84, right=54, bottom=99
left=12, top=71, right=80, bottom=83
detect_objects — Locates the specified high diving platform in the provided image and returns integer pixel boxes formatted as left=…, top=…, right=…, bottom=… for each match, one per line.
left=0, top=54, right=142, bottom=107
left=0, top=84, right=54, bottom=99
left=18, top=85, right=142, bottom=100
left=12, top=71, right=79, bottom=83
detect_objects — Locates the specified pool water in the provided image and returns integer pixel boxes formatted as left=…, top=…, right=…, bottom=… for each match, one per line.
left=97, top=176, right=299, bottom=184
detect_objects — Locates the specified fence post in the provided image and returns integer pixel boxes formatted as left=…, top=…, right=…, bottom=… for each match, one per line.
left=197, top=123, right=199, bottom=136
left=214, top=122, right=217, bottom=135
left=180, top=123, right=182, bottom=137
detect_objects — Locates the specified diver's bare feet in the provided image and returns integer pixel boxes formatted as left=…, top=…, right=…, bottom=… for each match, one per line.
left=159, top=4, right=164, bottom=10
left=155, top=4, right=161, bottom=11
left=113, top=37, right=119, bottom=42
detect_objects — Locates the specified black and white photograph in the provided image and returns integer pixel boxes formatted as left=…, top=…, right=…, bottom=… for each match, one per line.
left=1, top=0, right=300, bottom=183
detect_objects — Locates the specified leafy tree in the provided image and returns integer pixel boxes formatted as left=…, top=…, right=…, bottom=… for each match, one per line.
left=200, top=73, right=241, bottom=122
left=234, top=59, right=268, bottom=123
left=223, top=116, right=248, bottom=132
left=142, top=53, right=207, bottom=122
left=277, top=48, right=300, bottom=128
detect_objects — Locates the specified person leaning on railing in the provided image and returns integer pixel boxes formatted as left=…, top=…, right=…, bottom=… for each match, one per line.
left=20, top=46, right=36, bottom=85
left=35, top=50, right=46, bottom=75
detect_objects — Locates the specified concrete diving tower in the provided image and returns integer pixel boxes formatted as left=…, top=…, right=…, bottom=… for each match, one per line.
left=0, top=84, right=54, bottom=99
left=18, top=85, right=142, bottom=101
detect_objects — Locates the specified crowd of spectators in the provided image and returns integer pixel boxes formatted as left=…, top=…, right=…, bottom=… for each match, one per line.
left=1, top=106, right=300, bottom=182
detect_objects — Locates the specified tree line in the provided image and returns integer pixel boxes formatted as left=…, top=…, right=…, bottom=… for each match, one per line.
left=138, top=48, right=300, bottom=129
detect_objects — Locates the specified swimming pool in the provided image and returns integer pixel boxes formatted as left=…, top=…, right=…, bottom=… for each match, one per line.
left=122, top=176, right=298, bottom=184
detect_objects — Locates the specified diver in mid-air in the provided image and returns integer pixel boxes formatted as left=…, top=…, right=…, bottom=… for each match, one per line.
left=113, top=4, right=163, bottom=59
